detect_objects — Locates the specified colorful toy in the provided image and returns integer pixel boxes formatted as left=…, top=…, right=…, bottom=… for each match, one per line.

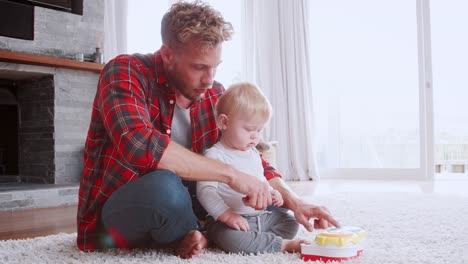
left=301, top=226, right=367, bottom=262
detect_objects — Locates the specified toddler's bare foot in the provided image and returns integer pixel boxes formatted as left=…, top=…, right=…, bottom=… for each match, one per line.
left=174, top=230, right=208, bottom=259
left=281, top=239, right=310, bottom=253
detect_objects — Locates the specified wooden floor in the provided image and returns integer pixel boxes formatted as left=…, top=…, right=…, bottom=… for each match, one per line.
left=0, top=205, right=76, bottom=240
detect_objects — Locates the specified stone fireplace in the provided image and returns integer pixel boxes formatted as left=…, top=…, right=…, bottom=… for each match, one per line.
left=0, top=0, right=104, bottom=210
left=0, top=60, right=101, bottom=186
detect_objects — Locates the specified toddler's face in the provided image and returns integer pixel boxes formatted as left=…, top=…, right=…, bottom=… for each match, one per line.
left=222, top=113, right=265, bottom=151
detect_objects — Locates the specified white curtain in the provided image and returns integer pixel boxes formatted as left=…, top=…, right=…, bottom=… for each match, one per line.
left=104, top=0, right=128, bottom=63
left=242, top=0, right=319, bottom=181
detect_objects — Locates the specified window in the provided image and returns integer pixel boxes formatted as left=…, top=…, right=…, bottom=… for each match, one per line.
left=309, top=0, right=468, bottom=179
left=431, top=0, right=468, bottom=177
left=309, top=0, right=425, bottom=179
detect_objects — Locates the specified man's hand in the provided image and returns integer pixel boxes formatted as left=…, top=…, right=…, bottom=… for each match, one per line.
left=228, top=170, right=272, bottom=210
left=267, top=177, right=340, bottom=232
left=271, top=189, right=284, bottom=207
left=293, top=202, right=340, bottom=232
left=217, top=209, right=250, bottom=231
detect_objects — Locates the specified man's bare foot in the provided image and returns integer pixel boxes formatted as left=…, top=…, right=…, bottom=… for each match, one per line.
left=174, top=230, right=208, bottom=259
left=281, top=239, right=310, bottom=253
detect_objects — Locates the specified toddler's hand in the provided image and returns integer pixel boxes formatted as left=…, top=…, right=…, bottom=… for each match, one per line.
left=271, top=189, right=284, bottom=207
left=218, top=209, right=250, bottom=231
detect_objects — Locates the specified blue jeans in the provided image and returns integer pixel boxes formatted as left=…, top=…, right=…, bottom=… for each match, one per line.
left=101, top=170, right=199, bottom=248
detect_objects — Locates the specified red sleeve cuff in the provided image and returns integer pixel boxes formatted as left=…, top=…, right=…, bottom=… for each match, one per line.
left=261, top=157, right=282, bottom=180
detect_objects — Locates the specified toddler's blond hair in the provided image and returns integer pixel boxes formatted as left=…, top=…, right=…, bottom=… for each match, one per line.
left=216, top=82, right=272, bottom=124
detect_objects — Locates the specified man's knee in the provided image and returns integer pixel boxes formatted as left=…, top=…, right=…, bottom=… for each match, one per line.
left=102, top=170, right=197, bottom=246
left=104, top=170, right=188, bottom=207
left=141, top=170, right=193, bottom=213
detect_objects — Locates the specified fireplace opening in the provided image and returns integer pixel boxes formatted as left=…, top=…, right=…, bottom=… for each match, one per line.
left=0, top=71, right=55, bottom=185
left=0, top=89, right=19, bottom=179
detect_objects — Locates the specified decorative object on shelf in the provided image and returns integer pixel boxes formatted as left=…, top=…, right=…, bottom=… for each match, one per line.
left=94, top=47, right=103, bottom=64
left=74, top=53, right=84, bottom=62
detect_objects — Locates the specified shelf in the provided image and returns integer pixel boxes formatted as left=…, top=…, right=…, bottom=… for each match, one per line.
left=0, top=50, right=104, bottom=73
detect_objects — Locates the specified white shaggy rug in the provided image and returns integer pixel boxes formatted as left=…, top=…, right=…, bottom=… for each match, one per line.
left=1, top=192, right=468, bottom=264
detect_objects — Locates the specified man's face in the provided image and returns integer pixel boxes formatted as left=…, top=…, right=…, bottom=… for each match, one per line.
left=165, top=42, right=222, bottom=101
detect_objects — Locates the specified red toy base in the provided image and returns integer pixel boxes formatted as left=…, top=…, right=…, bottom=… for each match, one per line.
left=301, top=249, right=363, bottom=262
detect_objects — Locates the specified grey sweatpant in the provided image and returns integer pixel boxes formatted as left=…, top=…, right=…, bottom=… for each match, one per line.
left=206, top=210, right=299, bottom=254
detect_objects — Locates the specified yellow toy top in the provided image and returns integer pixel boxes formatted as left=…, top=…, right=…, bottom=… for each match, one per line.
left=314, top=226, right=367, bottom=247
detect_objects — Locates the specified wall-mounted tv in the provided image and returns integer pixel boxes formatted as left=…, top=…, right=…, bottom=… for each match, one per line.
left=6, top=0, right=83, bottom=15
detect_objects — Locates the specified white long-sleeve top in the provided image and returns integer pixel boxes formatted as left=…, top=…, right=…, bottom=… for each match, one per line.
left=197, top=142, right=269, bottom=220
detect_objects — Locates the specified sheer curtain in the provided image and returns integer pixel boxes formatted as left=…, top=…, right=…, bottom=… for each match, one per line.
left=103, top=0, right=128, bottom=63
left=242, top=0, right=319, bottom=181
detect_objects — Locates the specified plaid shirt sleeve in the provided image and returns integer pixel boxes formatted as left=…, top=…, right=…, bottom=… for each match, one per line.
left=97, top=55, right=170, bottom=172
left=262, top=157, right=281, bottom=180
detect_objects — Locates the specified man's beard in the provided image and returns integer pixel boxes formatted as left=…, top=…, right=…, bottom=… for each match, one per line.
left=167, top=64, right=201, bottom=101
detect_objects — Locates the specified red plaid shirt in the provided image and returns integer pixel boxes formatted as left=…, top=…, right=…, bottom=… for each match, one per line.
left=77, top=51, right=281, bottom=251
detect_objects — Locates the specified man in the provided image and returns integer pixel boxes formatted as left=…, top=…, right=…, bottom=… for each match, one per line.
left=77, top=1, right=339, bottom=259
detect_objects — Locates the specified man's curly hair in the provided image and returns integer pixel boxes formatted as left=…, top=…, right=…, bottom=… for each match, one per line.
left=161, top=1, right=233, bottom=49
